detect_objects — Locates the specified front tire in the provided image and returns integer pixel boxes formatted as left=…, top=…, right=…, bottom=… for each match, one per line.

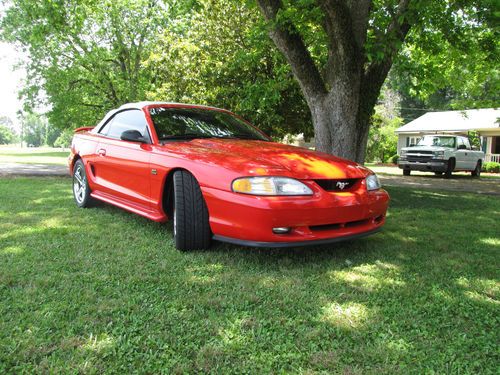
left=403, top=169, right=411, bottom=176
left=72, top=159, right=95, bottom=208
left=173, top=171, right=211, bottom=251
left=444, top=158, right=455, bottom=179
left=471, top=161, right=481, bottom=177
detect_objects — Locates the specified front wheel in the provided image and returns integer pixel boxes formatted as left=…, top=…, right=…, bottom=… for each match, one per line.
left=72, top=159, right=95, bottom=208
left=471, top=161, right=481, bottom=177
left=173, top=171, right=211, bottom=251
left=444, top=159, right=455, bottom=179
left=403, top=169, right=411, bottom=176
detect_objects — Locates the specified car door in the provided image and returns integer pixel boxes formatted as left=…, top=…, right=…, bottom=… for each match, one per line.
left=462, top=137, right=476, bottom=169
left=455, top=137, right=469, bottom=170
left=93, top=109, right=153, bottom=210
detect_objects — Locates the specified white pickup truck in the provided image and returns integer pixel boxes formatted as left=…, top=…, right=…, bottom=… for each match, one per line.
left=398, top=135, right=485, bottom=178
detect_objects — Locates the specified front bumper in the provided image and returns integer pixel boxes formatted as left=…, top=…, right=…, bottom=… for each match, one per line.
left=202, top=186, right=389, bottom=246
left=398, top=159, right=448, bottom=172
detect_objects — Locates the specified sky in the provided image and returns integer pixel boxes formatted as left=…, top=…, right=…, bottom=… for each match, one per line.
left=0, top=41, right=26, bottom=131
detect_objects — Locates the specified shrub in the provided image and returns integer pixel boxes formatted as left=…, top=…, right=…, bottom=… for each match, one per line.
left=482, top=162, right=500, bottom=173
left=391, top=154, right=399, bottom=164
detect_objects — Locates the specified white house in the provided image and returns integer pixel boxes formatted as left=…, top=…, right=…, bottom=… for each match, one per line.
left=395, top=108, right=500, bottom=162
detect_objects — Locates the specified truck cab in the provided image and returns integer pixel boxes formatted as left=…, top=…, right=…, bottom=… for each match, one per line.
left=398, top=135, right=485, bottom=178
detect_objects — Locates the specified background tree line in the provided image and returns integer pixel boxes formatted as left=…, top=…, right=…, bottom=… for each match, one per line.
left=1, top=0, right=497, bottom=161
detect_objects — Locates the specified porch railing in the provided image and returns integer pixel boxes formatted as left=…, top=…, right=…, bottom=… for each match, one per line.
left=485, top=154, right=500, bottom=163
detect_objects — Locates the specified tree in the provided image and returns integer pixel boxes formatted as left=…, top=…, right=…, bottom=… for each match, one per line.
left=0, top=125, right=16, bottom=144
left=146, top=0, right=312, bottom=139
left=366, top=105, right=402, bottom=163
left=255, top=0, right=498, bottom=162
left=21, top=112, right=47, bottom=147
left=1, top=0, right=171, bottom=130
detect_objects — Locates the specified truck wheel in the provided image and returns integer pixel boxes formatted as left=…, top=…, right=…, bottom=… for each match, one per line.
left=471, top=161, right=481, bottom=177
left=434, top=172, right=443, bottom=176
left=173, top=170, right=211, bottom=251
left=72, top=159, right=95, bottom=208
left=444, top=158, right=455, bottom=179
left=403, top=169, right=411, bottom=176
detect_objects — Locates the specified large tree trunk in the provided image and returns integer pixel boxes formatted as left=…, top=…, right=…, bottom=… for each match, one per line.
left=256, top=0, right=412, bottom=165
left=310, top=75, right=371, bottom=164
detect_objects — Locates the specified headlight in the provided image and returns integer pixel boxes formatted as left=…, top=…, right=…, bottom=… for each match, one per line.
left=400, top=150, right=407, bottom=156
left=232, top=177, right=313, bottom=196
left=433, top=151, right=444, bottom=159
left=366, top=174, right=381, bottom=191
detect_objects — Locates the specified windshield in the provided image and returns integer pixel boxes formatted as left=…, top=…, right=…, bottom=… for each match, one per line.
left=149, top=107, right=269, bottom=142
left=417, top=136, right=456, bottom=148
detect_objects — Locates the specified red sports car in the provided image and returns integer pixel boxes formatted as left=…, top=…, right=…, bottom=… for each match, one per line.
left=69, top=102, right=389, bottom=250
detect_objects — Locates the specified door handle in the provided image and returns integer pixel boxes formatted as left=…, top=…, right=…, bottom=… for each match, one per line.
left=465, top=153, right=468, bottom=156
left=97, top=148, right=106, bottom=156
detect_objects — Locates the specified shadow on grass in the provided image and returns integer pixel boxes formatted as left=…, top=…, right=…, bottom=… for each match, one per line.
left=0, top=179, right=498, bottom=373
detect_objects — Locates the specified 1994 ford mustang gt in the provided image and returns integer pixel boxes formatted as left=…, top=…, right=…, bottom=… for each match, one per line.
left=69, top=102, right=389, bottom=250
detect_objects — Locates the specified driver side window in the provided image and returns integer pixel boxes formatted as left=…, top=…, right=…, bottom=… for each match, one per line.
left=99, top=110, right=151, bottom=142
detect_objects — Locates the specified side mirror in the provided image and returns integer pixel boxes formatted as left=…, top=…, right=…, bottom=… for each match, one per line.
left=457, top=144, right=467, bottom=150
left=121, top=130, right=147, bottom=143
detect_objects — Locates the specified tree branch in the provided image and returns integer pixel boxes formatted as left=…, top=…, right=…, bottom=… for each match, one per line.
left=257, top=0, right=327, bottom=103
left=360, top=0, right=413, bottom=134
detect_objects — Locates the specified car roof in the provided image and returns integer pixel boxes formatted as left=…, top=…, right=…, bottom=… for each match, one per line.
left=118, top=101, right=223, bottom=111
left=91, top=102, right=230, bottom=133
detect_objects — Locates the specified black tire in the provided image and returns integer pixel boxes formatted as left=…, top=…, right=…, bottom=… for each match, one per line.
left=434, top=171, right=443, bottom=176
left=471, top=161, right=481, bottom=177
left=173, top=171, right=211, bottom=251
left=444, top=158, right=455, bottom=179
left=403, top=169, right=411, bottom=176
left=72, top=159, right=95, bottom=208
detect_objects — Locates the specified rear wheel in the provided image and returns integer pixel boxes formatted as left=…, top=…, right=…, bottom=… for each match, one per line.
left=173, top=170, right=211, bottom=251
left=72, top=159, right=95, bottom=208
left=444, top=158, right=455, bottom=179
left=471, top=161, right=481, bottom=177
left=403, top=169, right=411, bottom=176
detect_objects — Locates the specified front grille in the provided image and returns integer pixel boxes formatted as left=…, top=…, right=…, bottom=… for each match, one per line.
left=406, top=155, right=433, bottom=162
left=314, top=178, right=360, bottom=192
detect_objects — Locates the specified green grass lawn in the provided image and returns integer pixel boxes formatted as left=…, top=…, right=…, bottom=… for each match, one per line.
left=0, top=147, right=69, bottom=165
left=0, top=178, right=498, bottom=374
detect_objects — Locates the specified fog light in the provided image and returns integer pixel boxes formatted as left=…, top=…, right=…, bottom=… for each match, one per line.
left=272, top=227, right=291, bottom=234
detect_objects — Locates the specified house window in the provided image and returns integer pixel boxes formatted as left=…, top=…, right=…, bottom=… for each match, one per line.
left=406, top=136, right=421, bottom=146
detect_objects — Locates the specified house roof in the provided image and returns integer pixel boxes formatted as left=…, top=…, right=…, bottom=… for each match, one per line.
left=396, top=108, right=500, bottom=133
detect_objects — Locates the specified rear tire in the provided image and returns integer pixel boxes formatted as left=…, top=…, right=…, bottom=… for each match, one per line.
left=72, top=159, right=95, bottom=208
left=403, top=169, right=411, bottom=176
left=471, top=161, right=481, bottom=177
left=173, top=171, right=211, bottom=251
left=444, top=158, right=455, bottom=179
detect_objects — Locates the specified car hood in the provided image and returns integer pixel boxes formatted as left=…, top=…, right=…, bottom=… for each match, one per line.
left=402, top=146, right=450, bottom=152
left=156, top=139, right=369, bottom=179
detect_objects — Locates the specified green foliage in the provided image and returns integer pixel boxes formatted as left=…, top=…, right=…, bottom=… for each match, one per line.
left=366, top=106, right=402, bottom=163
left=390, top=1, right=499, bottom=112
left=390, top=154, right=399, bottom=164
left=53, top=129, right=74, bottom=148
left=1, top=0, right=171, bottom=129
left=0, top=178, right=499, bottom=372
left=0, top=125, right=16, bottom=144
left=145, top=0, right=311, bottom=138
left=483, top=162, right=500, bottom=173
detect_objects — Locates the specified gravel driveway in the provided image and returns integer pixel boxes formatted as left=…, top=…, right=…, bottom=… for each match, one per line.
left=0, top=163, right=68, bottom=177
